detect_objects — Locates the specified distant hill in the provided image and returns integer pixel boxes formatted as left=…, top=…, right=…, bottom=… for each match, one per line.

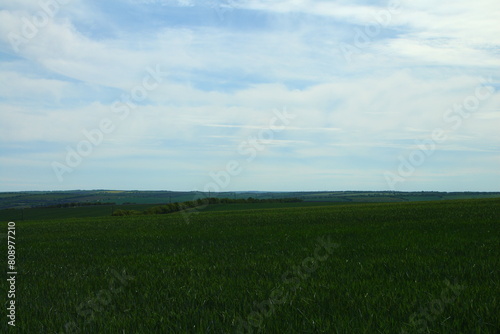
left=1, top=190, right=499, bottom=210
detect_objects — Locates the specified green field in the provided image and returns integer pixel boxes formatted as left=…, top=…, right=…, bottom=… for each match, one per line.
left=2, top=190, right=500, bottom=211
left=197, top=202, right=364, bottom=213
left=1, top=199, right=499, bottom=333
left=0, top=204, right=158, bottom=222
left=3, top=190, right=500, bottom=223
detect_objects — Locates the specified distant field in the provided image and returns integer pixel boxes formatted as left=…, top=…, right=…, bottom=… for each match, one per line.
left=0, top=202, right=350, bottom=221
left=3, top=198, right=498, bottom=333
left=2, top=190, right=500, bottom=210
left=0, top=201, right=384, bottom=221
left=300, top=192, right=500, bottom=203
left=0, top=204, right=160, bottom=222
left=2, top=190, right=500, bottom=221
left=197, top=202, right=363, bottom=213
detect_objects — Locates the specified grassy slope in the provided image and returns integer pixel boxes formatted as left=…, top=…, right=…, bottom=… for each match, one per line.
left=197, top=202, right=361, bottom=213
left=2, top=199, right=499, bottom=333
left=0, top=204, right=157, bottom=222
left=0, top=202, right=356, bottom=222
left=2, top=190, right=500, bottom=210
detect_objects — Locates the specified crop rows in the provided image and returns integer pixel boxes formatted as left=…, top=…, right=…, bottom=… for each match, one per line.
left=1, top=199, right=498, bottom=333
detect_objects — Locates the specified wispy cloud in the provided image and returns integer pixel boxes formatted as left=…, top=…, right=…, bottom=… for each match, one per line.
left=0, top=0, right=498, bottom=191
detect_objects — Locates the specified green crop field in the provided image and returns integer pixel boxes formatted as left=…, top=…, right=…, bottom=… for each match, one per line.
left=0, top=204, right=161, bottom=222
left=196, top=202, right=360, bottom=213
left=1, top=198, right=499, bottom=333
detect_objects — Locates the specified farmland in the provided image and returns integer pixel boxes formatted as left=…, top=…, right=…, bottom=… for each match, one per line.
left=2, top=190, right=500, bottom=210
left=1, top=198, right=498, bottom=333
left=2, top=190, right=500, bottom=222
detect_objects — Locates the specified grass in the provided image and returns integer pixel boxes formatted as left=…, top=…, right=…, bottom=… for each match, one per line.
left=3, top=190, right=500, bottom=210
left=0, top=201, right=352, bottom=222
left=1, top=198, right=499, bottom=333
left=0, top=204, right=160, bottom=222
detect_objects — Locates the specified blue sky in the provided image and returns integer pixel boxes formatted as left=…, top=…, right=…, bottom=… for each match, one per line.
left=0, top=0, right=499, bottom=192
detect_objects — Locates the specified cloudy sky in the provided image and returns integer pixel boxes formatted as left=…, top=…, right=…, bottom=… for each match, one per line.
left=0, top=0, right=499, bottom=192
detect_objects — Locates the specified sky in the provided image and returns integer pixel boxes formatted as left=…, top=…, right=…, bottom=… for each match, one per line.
left=0, top=0, right=499, bottom=192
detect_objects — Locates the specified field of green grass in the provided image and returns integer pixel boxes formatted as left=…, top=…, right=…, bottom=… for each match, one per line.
left=197, top=202, right=364, bottom=213
left=2, top=190, right=500, bottom=210
left=0, top=204, right=157, bottom=222
left=1, top=199, right=499, bottom=333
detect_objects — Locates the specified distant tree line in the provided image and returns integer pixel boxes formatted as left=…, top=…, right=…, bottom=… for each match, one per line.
left=41, top=202, right=116, bottom=209
left=112, top=197, right=303, bottom=217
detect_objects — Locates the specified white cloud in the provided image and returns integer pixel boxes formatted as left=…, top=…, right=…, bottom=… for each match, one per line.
left=0, top=0, right=499, bottom=191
